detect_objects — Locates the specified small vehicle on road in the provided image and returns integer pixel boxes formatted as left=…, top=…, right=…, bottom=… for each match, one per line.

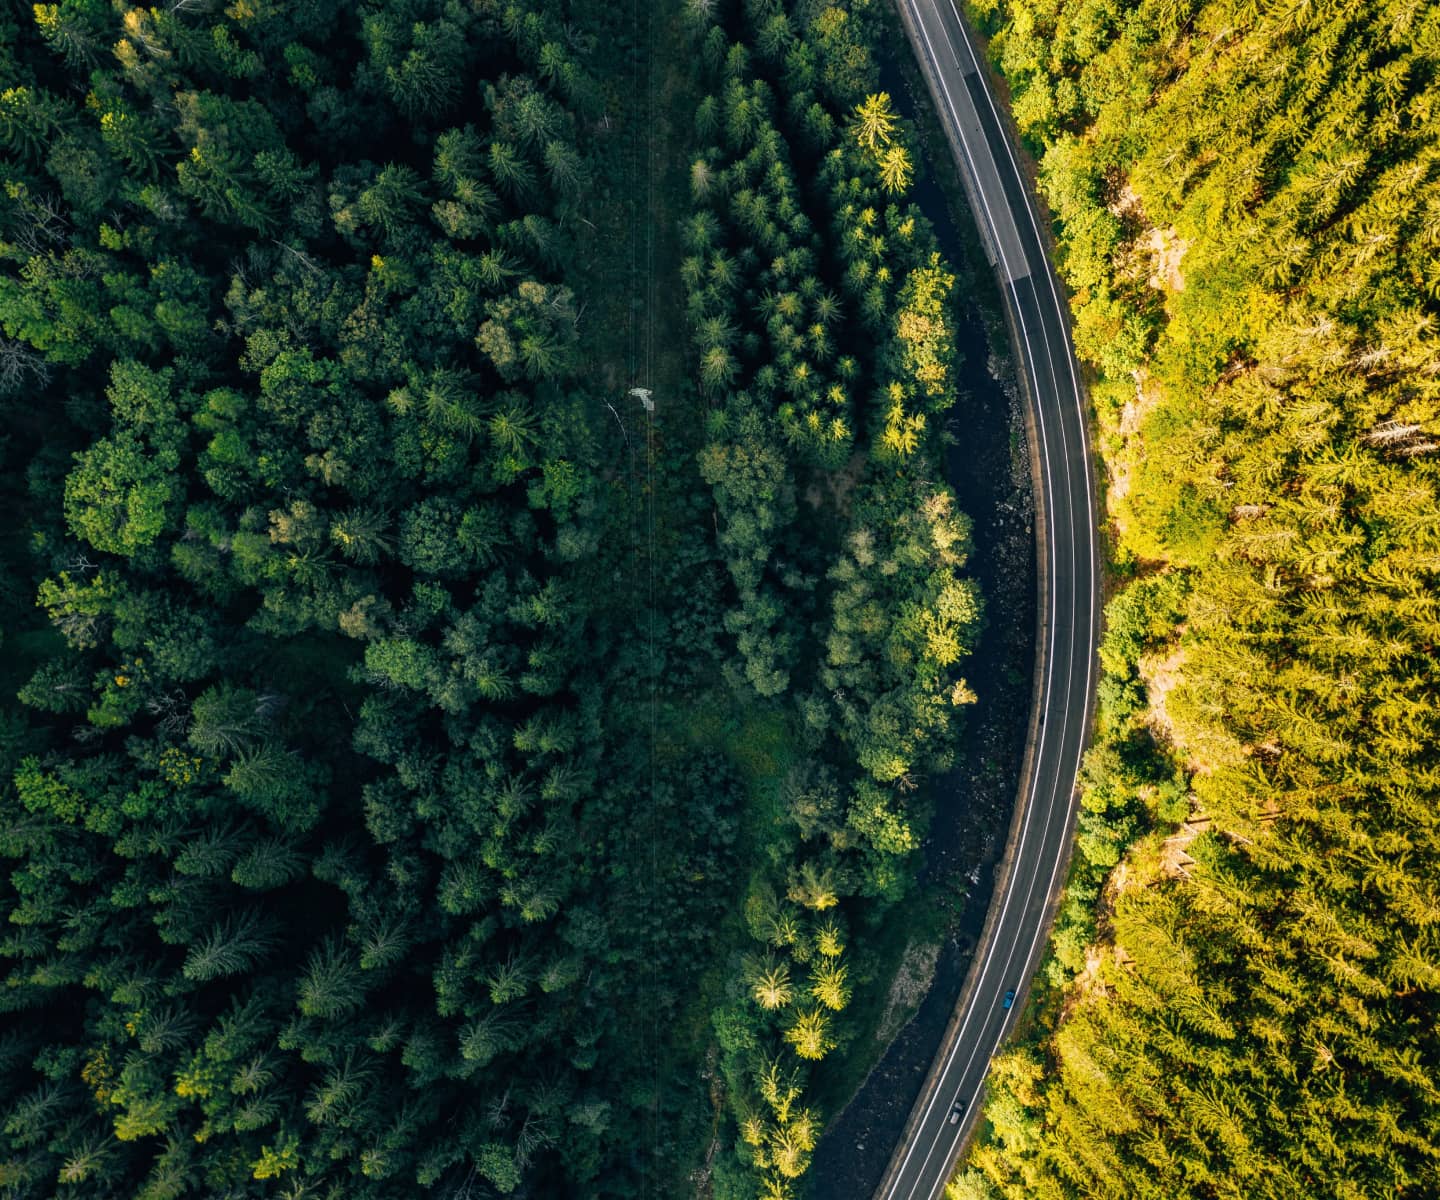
left=948, top=1100, right=966, bottom=1125
left=1002, top=989, right=1016, bottom=1009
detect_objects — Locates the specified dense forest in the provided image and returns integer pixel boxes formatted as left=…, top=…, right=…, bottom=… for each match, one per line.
left=0, top=0, right=981, bottom=1197
left=951, top=0, right=1440, bottom=1196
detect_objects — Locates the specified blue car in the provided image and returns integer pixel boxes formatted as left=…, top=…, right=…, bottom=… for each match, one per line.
left=1002, top=989, right=1016, bottom=1010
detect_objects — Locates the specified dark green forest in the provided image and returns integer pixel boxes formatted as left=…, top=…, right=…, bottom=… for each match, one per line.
left=0, top=1, right=980, bottom=1197
left=952, top=0, right=1440, bottom=1196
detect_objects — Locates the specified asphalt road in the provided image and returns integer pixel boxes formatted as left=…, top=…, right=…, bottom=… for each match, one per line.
left=871, top=3, right=1101, bottom=1199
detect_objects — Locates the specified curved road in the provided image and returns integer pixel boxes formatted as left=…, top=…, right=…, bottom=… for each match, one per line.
left=872, top=3, right=1100, bottom=1199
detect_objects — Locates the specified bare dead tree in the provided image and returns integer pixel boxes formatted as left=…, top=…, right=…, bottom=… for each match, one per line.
left=514, top=1110, right=555, bottom=1169
left=443, top=1166, right=480, bottom=1200
left=1365, top=419, right=1438, bottom=456
left=272, top=239, right=324, bottom=276
left=145, top=688, right=192, bottom=736
left=62, top=552, right=100, bottom=574
left=485, top=1087, right=511, bottom=1131
left=1365, top=419, right=1423, bottom=446
left=253, top=692, right=288, bottom=721
left=0, top=338, right=51, bottom=395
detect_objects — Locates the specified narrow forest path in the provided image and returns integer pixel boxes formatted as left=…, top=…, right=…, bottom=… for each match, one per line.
left=595, top=0, right=711, bottom=1193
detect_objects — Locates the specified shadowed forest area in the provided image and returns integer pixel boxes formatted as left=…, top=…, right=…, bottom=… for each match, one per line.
left=0, top=1, right=987, bottom=1197
left=950, top=0, right=1440, bottom=1196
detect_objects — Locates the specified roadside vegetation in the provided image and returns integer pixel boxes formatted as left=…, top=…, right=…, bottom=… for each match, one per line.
left=0, top=1, right=980, bottom=1197
left=678, top=3, right=987, bottom=1194
left=949, top=0, right=1440, bottom=1196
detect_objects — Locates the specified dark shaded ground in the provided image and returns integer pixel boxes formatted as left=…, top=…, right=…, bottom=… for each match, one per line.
left=805, top=51, right=1038, bottom=1200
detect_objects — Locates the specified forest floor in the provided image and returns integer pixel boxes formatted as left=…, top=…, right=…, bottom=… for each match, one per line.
left=588, top=1, right=747, bottom=1194
left=634, top=4, right=705, bottom=1193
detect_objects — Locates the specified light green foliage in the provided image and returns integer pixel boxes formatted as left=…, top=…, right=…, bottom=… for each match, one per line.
left=13, top=756, right=84, bottom=823
left=64, top=434, right=174, bottom=555
left=63, top=361, right=182, bottom=555
left=851, top=92, right=914, bottom=194
left=35, top=570, right=121, bottom=650
left=891, top=256, right=957, bottom=411
left=846, top=780, right=916, bottom=855
left=822, top=488, right=980, bottom=782
left=477, top=280, right=579, bottom=384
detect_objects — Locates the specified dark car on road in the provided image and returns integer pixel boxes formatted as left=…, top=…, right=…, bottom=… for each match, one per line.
left=1002, top=989, right=1016, bottom=1009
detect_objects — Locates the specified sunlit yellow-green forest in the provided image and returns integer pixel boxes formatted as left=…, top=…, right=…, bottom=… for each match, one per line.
left=953, top=0, right=1440, bottom=1195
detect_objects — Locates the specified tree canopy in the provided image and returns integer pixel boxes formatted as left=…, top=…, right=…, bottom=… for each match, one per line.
left=954, top=0, right=1440, bottom=1195
left=0, top=1, right=982, bottom=1197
